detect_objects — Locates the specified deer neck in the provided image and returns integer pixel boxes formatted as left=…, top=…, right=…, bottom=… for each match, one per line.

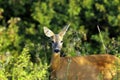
left=51, top=53, right=61, bottom=70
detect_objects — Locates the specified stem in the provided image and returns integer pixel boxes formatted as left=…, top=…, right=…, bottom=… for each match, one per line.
left=97, top=25, right=107, bottom=53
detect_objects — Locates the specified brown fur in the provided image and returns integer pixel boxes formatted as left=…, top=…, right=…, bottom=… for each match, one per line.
left=50, top=54, right=120, bottom=80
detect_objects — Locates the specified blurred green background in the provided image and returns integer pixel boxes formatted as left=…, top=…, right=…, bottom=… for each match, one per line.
left=0, top=0, right=120, bottom=79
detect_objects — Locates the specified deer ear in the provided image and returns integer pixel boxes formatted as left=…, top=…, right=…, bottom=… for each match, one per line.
left=43, top=27, right=54, bottom=37
left=59, top=24, right=70, bottom=37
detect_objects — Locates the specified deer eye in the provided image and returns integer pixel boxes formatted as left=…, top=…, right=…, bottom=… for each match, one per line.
left=61, top=41, right=63, bottom=43
left=51, top=41, right=54, bottom=43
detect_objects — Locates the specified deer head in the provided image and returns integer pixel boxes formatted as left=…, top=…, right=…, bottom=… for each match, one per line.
left=43, top=24, right=70, bottom=53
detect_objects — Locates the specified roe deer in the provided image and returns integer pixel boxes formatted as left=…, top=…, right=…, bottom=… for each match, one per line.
left=43, top=25, right=120, bottom=80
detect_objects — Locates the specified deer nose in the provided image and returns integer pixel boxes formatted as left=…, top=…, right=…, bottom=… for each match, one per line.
left=54, top=49, right=60, bottom=53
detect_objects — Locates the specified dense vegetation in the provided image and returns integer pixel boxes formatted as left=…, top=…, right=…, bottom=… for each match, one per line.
left=0, top=0, right=120, bottom=79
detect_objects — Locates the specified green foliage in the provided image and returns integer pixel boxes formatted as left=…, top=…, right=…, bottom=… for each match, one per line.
left=0, top=0, right=120, bottom=79
left=31, top=1, right=54, bottom=26
left=8, top=46, right=48, bottom=80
